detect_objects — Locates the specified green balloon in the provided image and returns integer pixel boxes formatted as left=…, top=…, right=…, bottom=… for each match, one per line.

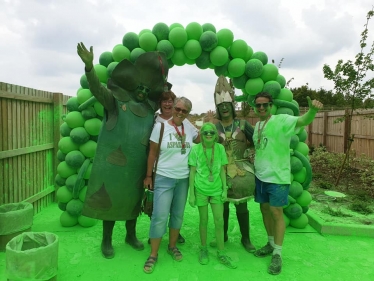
left=210, top=46, right=229, bottom=66
left=130, top=48, right=146, bottom=63
left=297, top=128, right=308, bottom=142
left=80, top=75, right=89, bottom=89
left=186, top=22, right=203, bottom=40
left=167, top=59, right=174, bottom=69
left=278, top=88, right=293, bottom=102
left=112, top=44, right=130, bottom=62
left=183, top=39, right=202, bottom=60
left=107, top=61, right=119, bottom=78
left=169, top=27, right=188, bottom=48
left=171, top=48, right=187, bottom=66
left=260, top=64, right=279, bottom=82
left=214, top=61, right=229, bottom=77
left=276, top=74, right=286, bottom=88
left=122, top=32, right=139, bottom=51
left=245, top=46, right=254, bottom=62
left=270, top=104, right=278, bottom=114
left=245, top=59, right=263, bottom=78
left=185, top=57, right=195, bottom=65
left=195, top=51, right=211, bottom=69
left=232, top=74, right=249, bottom=90
left=263, top=81, right=281, bottom=99
left=170, top=23, right=184, bottom=30
left=199, top=31, right=218, bottom=52
left=251, top=51, right=268, bottom=65
left=276, top=107, right=294, bottom=116
left=230, top=39, right=248, bottom=59
left=202, top=23, right=216, bottom=33
left=99, top=52, right=114, bottom=67
left=217, top=28, right=234, bottom=48
left=157, top=40, right=175, bottom=59
left=245, top=77, right=264, bottom=96
left=152, top=22, right=169, bottom=41
left=228, top=58, right=246, bottom=77
left=139, top=29, right=152, bottom=36
left=139, top=32, right=157, bottom=51
left=94, top=64, right=108, bottom=84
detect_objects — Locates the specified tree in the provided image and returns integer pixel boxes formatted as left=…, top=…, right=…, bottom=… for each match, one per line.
left=322, top=7, right=374, bottom=186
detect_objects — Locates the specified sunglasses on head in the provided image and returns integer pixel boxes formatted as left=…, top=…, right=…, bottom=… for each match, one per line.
left=202, top=130, right=216, bottom=136
left=174, top=107, right=189, bottom=114
left=255, top=102, right=272, bottom=109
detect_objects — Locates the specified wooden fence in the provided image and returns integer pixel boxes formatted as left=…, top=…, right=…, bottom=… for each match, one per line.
left=1, top=81, right=374, bottom=214
left=0, top=82, right=69, bottom=214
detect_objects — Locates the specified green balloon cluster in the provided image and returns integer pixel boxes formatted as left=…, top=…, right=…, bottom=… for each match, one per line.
left=58, top=21, right=313, bottom=229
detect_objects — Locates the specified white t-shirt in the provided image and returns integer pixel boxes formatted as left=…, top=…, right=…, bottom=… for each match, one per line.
left=150, top=121, right=198, bottom=179
left=155, top=113, right=199, bottom=134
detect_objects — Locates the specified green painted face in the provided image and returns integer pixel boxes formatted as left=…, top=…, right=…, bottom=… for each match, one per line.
left=254, top=97, right=272, bottom=120
left=201, top=125, right=216, bottom=146
left=217, top=102, right=233, bottom=119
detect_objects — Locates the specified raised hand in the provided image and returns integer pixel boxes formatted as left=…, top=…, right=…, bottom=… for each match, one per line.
left=77, top=42, right=94, bottom=70
left=307, top=96, right=323, bottom=112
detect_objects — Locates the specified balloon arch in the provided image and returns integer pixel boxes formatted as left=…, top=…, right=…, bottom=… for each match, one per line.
left=56, top=22, right=312, bottom=229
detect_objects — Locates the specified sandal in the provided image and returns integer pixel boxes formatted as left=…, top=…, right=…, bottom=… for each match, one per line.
left=143, top=256, right=158, bottom=274
left=167, top=246, right=183, bottom=261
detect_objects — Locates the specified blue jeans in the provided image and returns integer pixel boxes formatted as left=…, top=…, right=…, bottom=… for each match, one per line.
left=254, top=177, right=289, bottom=207
left=149, top=174, right=189, bottom=238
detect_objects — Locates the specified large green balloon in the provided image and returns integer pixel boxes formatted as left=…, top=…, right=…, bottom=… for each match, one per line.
left=107, top=61, right=119, bottom=78
left=228, top=58, right=246, bottom=77
left=169, top=27, right=188, bottom=48
left=157, top=40, right=175, bottom=59
left=232, top=74, right=249, bottom=90
left=245, top=77, right=264, bottom=96
left=112, top=44, right=130, bottom=62
left=99, top=52, right=114, bottom=67
left=80, top=75, right=89, bottom=89
left=139, top=32, right=157, bottom=51
left=277, top=88, right=293, bottom=101
left=94, top=64, right=108, bottom=84
left=217, top=28, right=234, bottom=48
left=245, top=46, right=254, bottom=62
left=263, top=81, right=281, bottom=98
left=251, top=51, right=268, bottom=65
left=210, top=46, right=229, bottom=66
left=130, top=48, right=146, bottom=63
left=195, top=51, right=211, bottom=69
left=139, top=29, right=152, bottom=36
left=202, top=23, right=216, bottom=33
left=170, top=23, right=184, bottom=30
left=245, top=59, right=263, bottom=78
left=230, top=39, right=248, bottom=59
left=260, top=64, right=279, bottom=82
left=186, top=22, right=203, bottom=40
left=214, top=61, right=229, bottom=77
left=184, top=39, right=202, bottom=60
left=276, top=74, right=286, bottom=88
left=171, top=48, right=187, bottom=66
left=122, top=32, right=139, bottom=51
left=152, top=22, right=169, bottom=41
left=199, top=31, right=218, bottom=52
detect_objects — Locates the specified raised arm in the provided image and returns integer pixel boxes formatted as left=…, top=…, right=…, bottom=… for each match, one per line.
left=296, top=96, right=323, bottom=127
left=77, top=42, right=115, bottom=111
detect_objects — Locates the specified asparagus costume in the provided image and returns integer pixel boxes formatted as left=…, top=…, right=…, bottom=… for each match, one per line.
left=82, top=52, right=170, bottom=221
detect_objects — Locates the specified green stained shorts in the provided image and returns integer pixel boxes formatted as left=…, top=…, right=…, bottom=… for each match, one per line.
left=195, top=190, right=223, bottom=206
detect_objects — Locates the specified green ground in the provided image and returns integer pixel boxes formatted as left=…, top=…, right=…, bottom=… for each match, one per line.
left=1, top=200, right=374, bottom=281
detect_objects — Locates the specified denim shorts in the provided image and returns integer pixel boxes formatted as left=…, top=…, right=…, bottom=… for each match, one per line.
left=195, top=190, right=223, bottom=206
left=149, top=174, right=189, bottom=238
left=254, top=177, right=289, bottom=207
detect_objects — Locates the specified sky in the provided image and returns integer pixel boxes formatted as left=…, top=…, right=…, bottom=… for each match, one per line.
left=1, top=0, right=373, bottom=114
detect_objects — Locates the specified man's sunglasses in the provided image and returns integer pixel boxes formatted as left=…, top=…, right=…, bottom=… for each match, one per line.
left=202, top=130, right=216, bottom=136
left=255, top=102, right=272, bottom=109
left=174, top=107, right=189, bottom=114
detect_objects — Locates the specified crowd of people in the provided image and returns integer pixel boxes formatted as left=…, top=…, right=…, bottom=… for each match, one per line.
left=77, top=42, right=323, bottom=275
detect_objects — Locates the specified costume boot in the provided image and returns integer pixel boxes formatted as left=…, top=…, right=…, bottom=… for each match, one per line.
left=101, top=220, right=115, bottom=259
left=125, top=218, right=144, bottom=251
left=236, top=211, right=256, bottom=252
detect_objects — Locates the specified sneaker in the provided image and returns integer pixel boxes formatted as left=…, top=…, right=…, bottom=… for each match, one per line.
left=254, top=242, right=274, bottom=257
left=218, top=253, right=237, bottom=269
left=268, top=254, right=282, bottom=275
left=199, top=247, right=209, bottom=265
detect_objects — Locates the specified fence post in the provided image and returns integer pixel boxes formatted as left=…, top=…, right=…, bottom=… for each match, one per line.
left=322, top=111, right=328, bottom=146
left=53, top=93, right=63, bottom=181
left=343, top=108, right=349, bottom=152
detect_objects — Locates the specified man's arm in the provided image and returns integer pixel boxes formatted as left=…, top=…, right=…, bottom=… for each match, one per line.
left=296, top=96, right=323, bottom=127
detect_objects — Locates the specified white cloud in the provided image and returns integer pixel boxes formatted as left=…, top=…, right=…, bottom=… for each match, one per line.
left=0, top=0, right=373, bottom=113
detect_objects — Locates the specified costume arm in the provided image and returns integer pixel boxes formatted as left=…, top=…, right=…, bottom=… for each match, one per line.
left=244, top=120, right=255, bottom=146
left=143, top=141, right=158, bottom=190
left=220, top=166, right=228, bottom=201
left=296, top=97, right=323, bottom=127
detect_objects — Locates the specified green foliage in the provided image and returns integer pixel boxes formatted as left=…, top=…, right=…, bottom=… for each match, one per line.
left=322, top=204, right=352, bottom=218
left=349, top=202, right=373, bottom=215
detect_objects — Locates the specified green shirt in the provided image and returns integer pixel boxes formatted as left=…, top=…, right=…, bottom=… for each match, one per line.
left=253, top=114, right=299, bottom=184
left=188, top=143, right=228, bottom=196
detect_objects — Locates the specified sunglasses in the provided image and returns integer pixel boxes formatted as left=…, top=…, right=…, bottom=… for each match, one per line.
left=255, top=102, right=272, bottom=109
left=202, top=130, right=216, bottom=136
left=174, top=107, right=189, bottom=114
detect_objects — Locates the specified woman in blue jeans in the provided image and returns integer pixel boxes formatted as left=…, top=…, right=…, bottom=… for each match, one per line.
left=143, top=97, right=200, bottom=274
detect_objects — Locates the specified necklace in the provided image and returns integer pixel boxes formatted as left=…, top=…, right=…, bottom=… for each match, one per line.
left=171, top=120, right=186, bottom=154
left=220, top=121, right=234, bottom=139
left=203, top=144, right=215, bottom=182
left=257, top=115, right=271, bottom=147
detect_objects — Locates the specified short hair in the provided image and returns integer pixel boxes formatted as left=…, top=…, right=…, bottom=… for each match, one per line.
left=200, top=122, right=219, bottom=143
left=174, top=96, right=192, bottom=112
left=254, top=92, right=273, bottom=103
left=159, top=91, right=176, bottom=113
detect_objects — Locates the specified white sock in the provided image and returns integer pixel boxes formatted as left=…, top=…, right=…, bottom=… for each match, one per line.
left=268, top=236, right=275, bottom=248
left=273, top=244, right=282, bottom=256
